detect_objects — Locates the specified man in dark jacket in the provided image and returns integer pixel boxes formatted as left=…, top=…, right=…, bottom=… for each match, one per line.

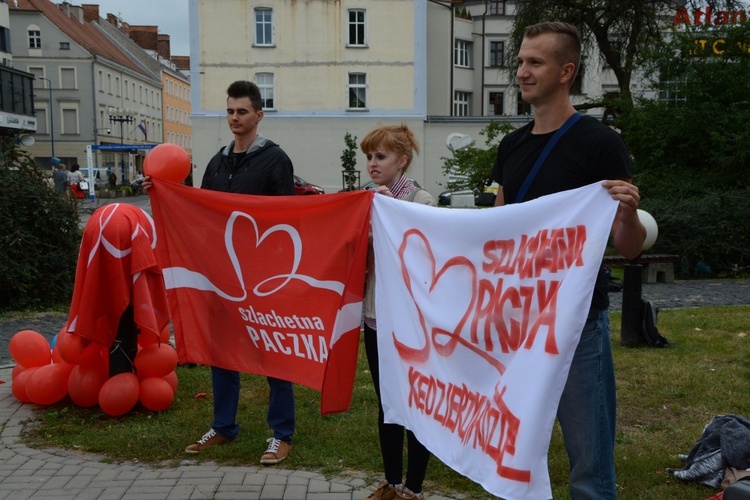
left=180, top=81, right=296, bottom=464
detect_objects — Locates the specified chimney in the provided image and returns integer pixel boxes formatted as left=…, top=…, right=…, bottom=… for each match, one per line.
left=82, top=4, right=99, bottom=24
left=171, top=56, right=190, bottom=71
left=62, top=2, right=84, bottom=23
left=128, top=25, right=159, bottom=51
left=157, top=34, right=171, bottom=60
left=106, top=13, right=119, bottom=27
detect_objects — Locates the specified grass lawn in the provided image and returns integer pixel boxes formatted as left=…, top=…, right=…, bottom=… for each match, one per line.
left=17, top=305, right=750, bottom=499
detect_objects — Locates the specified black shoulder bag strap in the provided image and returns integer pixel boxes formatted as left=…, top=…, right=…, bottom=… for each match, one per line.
left=514, top=112, right=582, bottom=203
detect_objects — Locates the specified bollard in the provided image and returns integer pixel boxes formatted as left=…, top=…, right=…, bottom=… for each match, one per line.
left=620, top=262, right=645, bottom=347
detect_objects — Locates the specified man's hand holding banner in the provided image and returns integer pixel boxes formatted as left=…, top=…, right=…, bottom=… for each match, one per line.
left=149, top=179, right=372, bottom=414
left=371, top=182, right=618, bottom=499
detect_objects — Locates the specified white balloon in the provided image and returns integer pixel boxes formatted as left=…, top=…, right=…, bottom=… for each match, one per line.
left=637, top=209, right=658, bottom=251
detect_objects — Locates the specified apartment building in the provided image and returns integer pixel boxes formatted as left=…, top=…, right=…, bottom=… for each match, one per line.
left=190, top=0, right=634, bottom=195
left=10, top=0, right=163, bottom=183
left=0, top=0, right=36, bottom=139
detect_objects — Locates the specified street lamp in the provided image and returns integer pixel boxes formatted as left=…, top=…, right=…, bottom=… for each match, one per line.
left=107, top=107, right=137, bottom=186
left=38, top=77, right=54, bottom=159
left=107, top=107, right=136, bottom=144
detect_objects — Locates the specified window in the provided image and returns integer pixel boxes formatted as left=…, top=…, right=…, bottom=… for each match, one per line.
left=28, top=30, right=41, bottom=49
left=60, top=68, right=75, bottom=89
left=36, top=107, right=48, bottom=134
left=256, top=73, right=275, bottom=109
left=0, top=27, right=10, bottom=53
left=59, top=42, right=70, bottom=50
left=348, top=72, right=367, bottom=109
left=488, top=92, right=504, bottom=116
left=61, top=104, right=79, bottom=135
left=255, top=8, right=273, bottom=46
left=348, top=9, right=366, bottom=46
left=455, top=40, right=472, bottom=68
left=571, top=61, right=584, bottom=95
left=454, top=91, right=471, bottom=116
left=517, top=91, right=532, bottom=115
left=489, top=41, right=505, bottom=67
left=489, top=0, right=506, bottom=15
left=659, top=77, right=687, bottom=104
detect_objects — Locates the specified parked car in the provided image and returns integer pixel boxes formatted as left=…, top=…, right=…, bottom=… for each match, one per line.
left=438, top=181, right=498, bottom=207
left=294, top=175, right=325, bottom=195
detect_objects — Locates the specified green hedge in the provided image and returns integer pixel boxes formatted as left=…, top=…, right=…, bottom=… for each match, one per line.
left=642, top=190, right=749, bottom=278
left=0, top=137, right=80, bottom=312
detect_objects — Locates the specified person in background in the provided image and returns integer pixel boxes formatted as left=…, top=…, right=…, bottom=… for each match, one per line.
left=492, top=22, right=646, bottom=499
left=361, top=124, right=435, bottom=500
left=143, top=80, right=296, bottom=465
left=53, top=162, right=68, bottom=195
left=68, top=164, right=85, bottom=199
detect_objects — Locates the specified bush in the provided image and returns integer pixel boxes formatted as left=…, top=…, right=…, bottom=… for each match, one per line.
left=642, top=190, right=750, bottom=278
left=0, top=135, right=80, bottom=312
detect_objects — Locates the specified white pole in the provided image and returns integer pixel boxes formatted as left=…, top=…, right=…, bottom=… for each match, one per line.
left=85, top=145, right=96, bottom=201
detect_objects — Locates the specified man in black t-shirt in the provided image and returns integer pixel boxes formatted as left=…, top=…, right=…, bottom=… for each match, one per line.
left=493, top=22, right=645, bottom=499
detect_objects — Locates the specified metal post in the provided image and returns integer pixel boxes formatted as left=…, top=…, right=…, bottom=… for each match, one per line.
left=620, top=262, right=645, bottom=347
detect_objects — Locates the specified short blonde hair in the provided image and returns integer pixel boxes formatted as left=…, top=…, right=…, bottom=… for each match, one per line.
left=524, top=21, right=582, bottom=81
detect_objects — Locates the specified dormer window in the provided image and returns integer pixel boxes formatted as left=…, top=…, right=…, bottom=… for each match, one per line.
left=28, top=30, right=41, bottom=49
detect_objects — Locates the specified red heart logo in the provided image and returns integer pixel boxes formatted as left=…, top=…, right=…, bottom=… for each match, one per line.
left=395, top=229, right=506, bottom=374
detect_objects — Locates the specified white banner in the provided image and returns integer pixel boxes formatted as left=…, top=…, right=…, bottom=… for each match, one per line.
left=371, top=182, right=618, bottom=499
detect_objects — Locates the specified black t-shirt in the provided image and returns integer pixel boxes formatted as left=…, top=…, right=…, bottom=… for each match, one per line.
left=492, top=115, right=632, bottom=315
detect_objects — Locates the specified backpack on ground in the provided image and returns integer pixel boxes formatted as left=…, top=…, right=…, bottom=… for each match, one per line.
left=641, top=300, right=671, bottom=347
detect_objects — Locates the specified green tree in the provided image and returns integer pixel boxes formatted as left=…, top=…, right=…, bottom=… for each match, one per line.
left=440, top=120, right=514, bottom=196
left=0, top=135, right=80, bottom=311
left=617, top=21, right=750, bottom=276
left=340, top=131, right=359, bottom=191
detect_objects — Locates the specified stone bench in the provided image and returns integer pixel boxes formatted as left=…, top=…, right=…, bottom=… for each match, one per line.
left=603, top=254, right=680, bottom=284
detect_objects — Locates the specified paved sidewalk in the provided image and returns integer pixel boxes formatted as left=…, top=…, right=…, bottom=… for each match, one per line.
left=0, top=364, right=405, bottom=500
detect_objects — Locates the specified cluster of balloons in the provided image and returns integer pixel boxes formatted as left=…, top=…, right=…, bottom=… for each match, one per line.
left=143, top=143, right=191, bottom=183
left=9, top=327, right=179, bottom=416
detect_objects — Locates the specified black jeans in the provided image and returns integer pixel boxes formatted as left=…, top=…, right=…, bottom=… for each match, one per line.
left=364, top=323, right=430, bottom=493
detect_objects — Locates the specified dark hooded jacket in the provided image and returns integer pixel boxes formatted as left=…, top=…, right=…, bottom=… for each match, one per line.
left=201, top=135, right=294, bottom=195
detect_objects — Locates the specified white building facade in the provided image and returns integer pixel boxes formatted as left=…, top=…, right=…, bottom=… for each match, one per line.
left=189, top=0, right=629, bottom=196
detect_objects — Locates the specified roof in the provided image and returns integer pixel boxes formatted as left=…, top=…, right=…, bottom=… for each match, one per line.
left=13, top=0, right=155, bottom=80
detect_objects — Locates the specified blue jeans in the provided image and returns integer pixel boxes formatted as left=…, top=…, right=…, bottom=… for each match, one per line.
left=211, top=366, right=295, bottom=443
left=556, top=310, right=617, bottom=499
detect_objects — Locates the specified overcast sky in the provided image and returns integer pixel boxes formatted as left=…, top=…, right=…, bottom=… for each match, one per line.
left=91, top=0, right=190, bottom=56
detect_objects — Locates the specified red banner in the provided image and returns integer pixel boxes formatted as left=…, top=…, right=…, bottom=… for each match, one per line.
left=149, top=179, right=372, bottom=414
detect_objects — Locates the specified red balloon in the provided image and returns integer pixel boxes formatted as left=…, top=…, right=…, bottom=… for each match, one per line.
left=57, top=332, right=102, bottom=366
left=12, top=363, right=26, bottom=381
left=137, top=325, right=171, bottom=348
left=134, top=343, right=178, bottom=379
left=162, top=371, right=178, bottom=393
left=51, top=343, right=64, bottom=364
left=26, top=364, right=70, bottom=406
left=9, top=330, right=51, bottom=367
left=139, top=377, right=174, bottom=411
left=68, top=363, right=108, bottom=407
left=12, top=367, right=38, bottom=403
left=99, top=373, right=140, bottom=416
left=143, top=143, right=190, bottom=183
